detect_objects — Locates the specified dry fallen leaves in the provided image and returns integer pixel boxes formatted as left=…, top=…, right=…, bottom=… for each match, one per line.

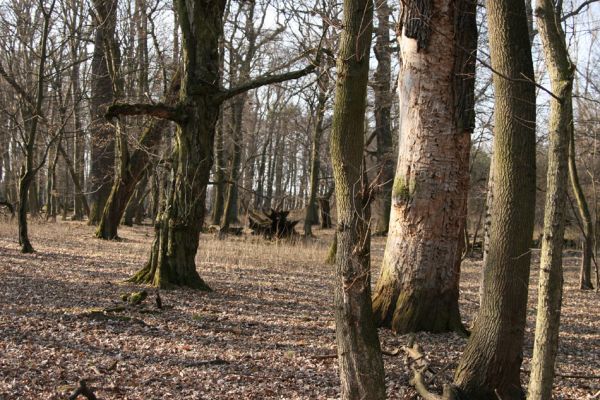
left=0, top=221, right=597, bottom=399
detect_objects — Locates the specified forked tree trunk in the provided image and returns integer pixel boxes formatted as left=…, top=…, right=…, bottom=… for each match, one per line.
left=371, top=0, right=477, bottom=334
left=453, top=0, right=537, bottom=394
left=329, top=0, right=385, bottom=397
left=527, top=0, right=573, bottom=397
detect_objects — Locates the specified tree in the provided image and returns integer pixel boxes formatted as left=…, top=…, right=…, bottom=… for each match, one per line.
left=0, top=0, right=55, bottom=252
left=527, top=0, right=574, bottom=397
left=304, top=65, right=329, bottom=236
left=568, top=126, right=595, bottom=289
left=371, top=0, right=394, bottom=235
left=329, top=0, right=385, bottom=397
left=95, top=72, right=179, bottom=240
left=88, top=0, right=118, bottom=225
left=107, top=0, right=318, bottom=289
left=371, top=0, right=477, bottom=334
left=453, top=0, right=537, bottom=396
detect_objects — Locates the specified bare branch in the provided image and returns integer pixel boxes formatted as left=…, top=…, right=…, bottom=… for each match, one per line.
left=561, top=0, right=600, bottom=20
left=219, top=63, right=318, bottom=101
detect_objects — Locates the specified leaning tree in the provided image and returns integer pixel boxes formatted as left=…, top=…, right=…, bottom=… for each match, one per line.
left=106, top=0, right=320, bottom=289
left=371, top=0, right=477, bottom=334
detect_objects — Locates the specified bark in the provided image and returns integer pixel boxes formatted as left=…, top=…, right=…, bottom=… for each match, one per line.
left=527, top=0, right=574, bottom=397
left=452, top=0, right=537, bottom=395
left=371, top=0, right=477, bottom=334
left=372, top=0, right=394, bottom=235
left=88, top=0, right=118, bottom=225
left=329, top=0, right=385, bottom=397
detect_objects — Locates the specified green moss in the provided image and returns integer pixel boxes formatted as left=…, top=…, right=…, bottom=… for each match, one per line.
left=392, top=176, right=411, bottom=202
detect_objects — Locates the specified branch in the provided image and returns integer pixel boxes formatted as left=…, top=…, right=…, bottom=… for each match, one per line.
left=105, top=102, right=184, bottom=123
left=0, top=63, right=34, bottom=106
left=219, top=63, right=317, bottom=101
left=562, top=0, right=600, bottom=20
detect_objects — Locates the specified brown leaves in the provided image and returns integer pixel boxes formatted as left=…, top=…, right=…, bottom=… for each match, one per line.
left=0, top=222, right=597, bottom=399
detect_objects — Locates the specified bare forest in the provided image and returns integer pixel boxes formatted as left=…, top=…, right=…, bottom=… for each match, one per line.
left=0, top=0, right=599, bottom=398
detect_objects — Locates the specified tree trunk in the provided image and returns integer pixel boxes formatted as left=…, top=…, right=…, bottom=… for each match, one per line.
left=88, top=0, right=117, bottom=225
left=568, top=125, right=594, bottom=290
left=211, top=105, right=226, bottom=225
left=127, top=0, right=225, bottom=289
left=57, top=142, right=90, bottom=216
left=304, top=68, right=328, bottom=236
left=222, top=94, right=245, bottom=228
left=123, top=171, right=149, bottom=226
left=372, top=0, right=394, bottom=235
left=371, top=0, right=477, bottom=334
left=527, top=0, right=573, bottom=397
left=329, top=0, right=385, bottom=397
left=453, top=0, right=537, bottom=394
left=17, top=5, right=52, bottom=253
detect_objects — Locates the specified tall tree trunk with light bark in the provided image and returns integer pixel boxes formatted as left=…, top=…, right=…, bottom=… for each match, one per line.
left=330, top=0, right=385, bottom=397
left=371, top=0, right=477, bottom=334
left=527, top=0, right=574, bottom=397
left=452, top=0, right=537, bottom=394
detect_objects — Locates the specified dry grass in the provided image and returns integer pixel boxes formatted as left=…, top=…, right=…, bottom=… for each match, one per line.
left=0, top=220, right=598, bottom=399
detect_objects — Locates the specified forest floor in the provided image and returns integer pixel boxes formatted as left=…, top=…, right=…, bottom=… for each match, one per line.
left=0, top=220, right=598, bottom=400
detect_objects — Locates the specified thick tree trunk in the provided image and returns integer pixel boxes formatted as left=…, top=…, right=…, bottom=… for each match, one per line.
left=128, top=0, right=225, bottom=290
left=372, top=0, right=394, bottom=235
left=452, top=0, right=537, bottom=394
left=88, top=4, right=117, bottom=225
left=371, top=0, right=476, bottom=334
left=329, top=0, right=385, bottom=398
left=527, top=0, right=573, bottom=397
